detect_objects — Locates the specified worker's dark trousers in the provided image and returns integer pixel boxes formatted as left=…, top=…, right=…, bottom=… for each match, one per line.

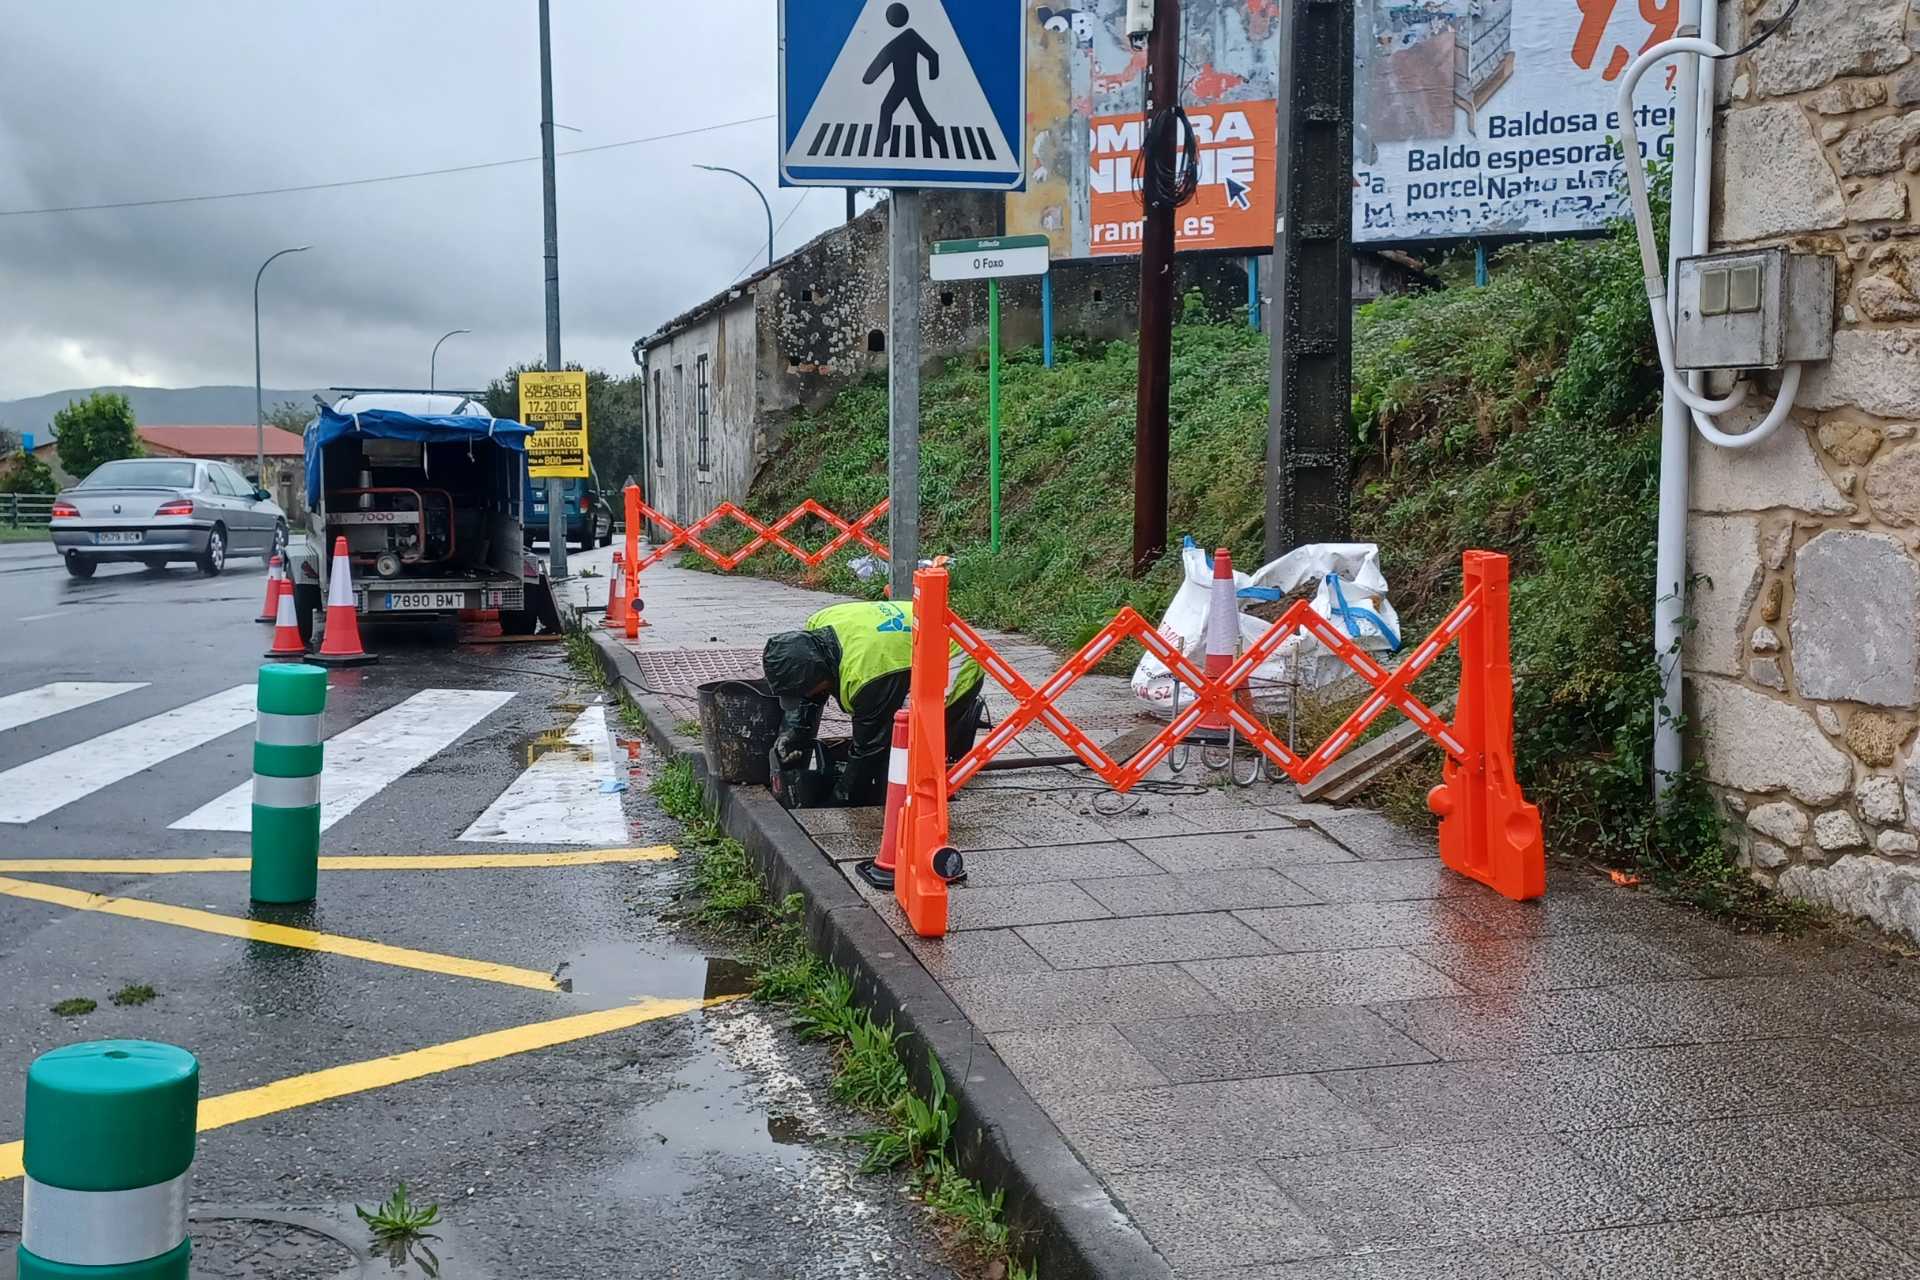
left=841, top=689, right=986, bottom=806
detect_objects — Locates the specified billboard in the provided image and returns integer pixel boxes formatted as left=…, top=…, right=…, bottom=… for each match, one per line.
left=1356, top=0, right=1679, bottom=242
left=519, top=371, right=589, bottom=480
left=1007, top=0, right=1678, bottom=256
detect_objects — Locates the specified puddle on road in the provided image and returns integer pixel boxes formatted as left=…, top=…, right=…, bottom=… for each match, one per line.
left=554, top=941, right=753, bottom=1004
left=518, top=727, right=590, bottom=768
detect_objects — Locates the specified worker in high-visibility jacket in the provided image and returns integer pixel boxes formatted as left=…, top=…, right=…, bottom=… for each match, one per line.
left=762, top=600, right=984, bottom=805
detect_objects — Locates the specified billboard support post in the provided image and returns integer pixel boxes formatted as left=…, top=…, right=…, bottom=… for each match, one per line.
left=1265, top=0, right=1355, bottom=560
left=989, top=277, right=1002, bottom=552
left=889, top=192, right=922, bottom=605
left=1131, top=0, right=1181, bottom=578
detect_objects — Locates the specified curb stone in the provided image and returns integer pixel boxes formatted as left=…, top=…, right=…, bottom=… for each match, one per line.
left=584, top=626, right=1176, bottom=1280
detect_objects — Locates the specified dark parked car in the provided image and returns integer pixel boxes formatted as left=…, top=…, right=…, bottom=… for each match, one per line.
left=50, top=458, right=287, bottom=579
left=523, top=471, right=614, bottom=551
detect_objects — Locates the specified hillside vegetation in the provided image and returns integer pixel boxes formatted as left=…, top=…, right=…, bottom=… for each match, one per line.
left=733, top=199, right=1748, bottom=903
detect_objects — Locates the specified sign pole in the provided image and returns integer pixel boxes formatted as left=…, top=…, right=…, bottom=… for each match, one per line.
left=889, top=191, right=922, bottom=603
left=537, top=0, right=568, bottom=579
left=989, top=276, right=1001, bottom=553
left=1131, top=0, right=1180, bottom=578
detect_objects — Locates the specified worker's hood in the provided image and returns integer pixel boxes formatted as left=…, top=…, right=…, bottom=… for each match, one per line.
left=763, top=628, right=840, bottom=706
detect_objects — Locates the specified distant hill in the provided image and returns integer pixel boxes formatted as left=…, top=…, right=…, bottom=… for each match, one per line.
left=0, top=385, right=329, bottom=438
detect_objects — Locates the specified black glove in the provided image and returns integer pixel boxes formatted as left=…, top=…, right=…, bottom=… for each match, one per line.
left=774, top=700, right=823, bottom=767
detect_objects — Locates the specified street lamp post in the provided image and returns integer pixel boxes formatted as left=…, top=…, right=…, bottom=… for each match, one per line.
left=694, top=165, right=775, bottom=270
left=254, top=245, right=311, bottom=482
left=430, top=329, right=471, bottom=394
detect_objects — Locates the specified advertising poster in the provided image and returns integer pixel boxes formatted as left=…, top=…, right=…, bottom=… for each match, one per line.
left=1355, top=0, right=1681, bottom=242
left=1008, top=0, right=1680, bottom=255
left=519, top=371, right=590, bottom=480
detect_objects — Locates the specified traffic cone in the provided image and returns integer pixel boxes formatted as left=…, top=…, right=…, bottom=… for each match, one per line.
left=256, top=554, right=286, bottom=623
left=310, top=537, right=378, bottom=667
left=264, top=580, right=307, bottom=661
left=604, top=552, right=629, bottom=631
left=857, top=709, right=912, bottom=891
left=1198, top=548, right=1238, bottom=735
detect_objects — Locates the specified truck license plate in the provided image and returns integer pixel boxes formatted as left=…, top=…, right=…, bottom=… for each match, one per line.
left=383, top=591, right=465, bottom=611
left=96, top=531, right=142, bottom=545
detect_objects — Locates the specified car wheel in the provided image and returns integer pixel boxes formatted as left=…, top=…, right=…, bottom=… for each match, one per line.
left=597, top=516, right=613, bottom=548
left=64, top=552, right=95, bottom=580
left=197, top=525, right=227, bottom=576
left=272, top=521, right=288, bottom=560
left=293, top=583, right=321, bottom=647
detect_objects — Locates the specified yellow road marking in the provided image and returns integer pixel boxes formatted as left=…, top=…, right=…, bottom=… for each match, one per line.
left=0, top=877, right=561, bottom=991
left=0, top=994, right=740, bottom=1182
left=0, top=846, right=678, bottom=875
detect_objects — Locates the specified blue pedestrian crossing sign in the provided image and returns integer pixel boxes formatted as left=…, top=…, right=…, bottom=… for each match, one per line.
left=780, top=1, right=1025, bottom=191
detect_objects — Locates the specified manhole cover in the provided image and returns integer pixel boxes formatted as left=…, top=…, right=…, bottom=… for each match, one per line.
left=632, top=648, right=764, bottom=696
left=185, top=1216, right=358, bottom=1280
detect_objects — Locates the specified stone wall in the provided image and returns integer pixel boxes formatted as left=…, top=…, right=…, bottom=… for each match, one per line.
left=1690, top=0, right=1920, bottom=936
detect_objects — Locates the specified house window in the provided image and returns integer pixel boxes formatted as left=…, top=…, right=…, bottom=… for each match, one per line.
left=696, top=353, right=712, bottom=473
left=652, top=370, right=664, bottom=468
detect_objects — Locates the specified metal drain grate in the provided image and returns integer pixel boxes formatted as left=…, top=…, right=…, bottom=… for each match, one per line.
left=631, top=648, right=763, bottom=697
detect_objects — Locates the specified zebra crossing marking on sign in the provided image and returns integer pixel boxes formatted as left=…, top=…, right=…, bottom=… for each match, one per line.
left=780, top=0, right=1024, bottom=190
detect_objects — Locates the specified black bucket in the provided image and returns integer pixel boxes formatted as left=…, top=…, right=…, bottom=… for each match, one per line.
left=697, top=678, right=784, bottom=785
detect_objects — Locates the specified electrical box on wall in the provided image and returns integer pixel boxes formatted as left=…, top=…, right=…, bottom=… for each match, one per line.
left=1126, top=0, right=1156, bottom=40
left=1673, top=247, right=1835, bottom=372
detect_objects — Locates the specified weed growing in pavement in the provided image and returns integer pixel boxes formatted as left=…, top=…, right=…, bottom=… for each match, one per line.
left=647, top=754, right=1038, bottom=1280
left=562, top=622, right=601, bottom=678
left=674, top=718, right=702, bottom=739
left=50, top=997, right=95, bottom=1016
left=356, top=1183, right=441, bottom=1241
left=110, top=983, right=156, bottom=1007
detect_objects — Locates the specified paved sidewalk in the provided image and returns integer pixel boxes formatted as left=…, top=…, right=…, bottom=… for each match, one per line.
left=582, top=552, right=1920, bottom=1278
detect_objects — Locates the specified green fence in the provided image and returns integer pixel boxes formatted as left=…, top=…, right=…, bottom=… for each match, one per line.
left=3, top=494, right=54, bottom=529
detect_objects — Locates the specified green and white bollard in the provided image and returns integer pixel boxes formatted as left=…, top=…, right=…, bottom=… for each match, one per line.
left=250, top=663, right=328, bottom=904
left=17, top=1041, right=199, bottom=1279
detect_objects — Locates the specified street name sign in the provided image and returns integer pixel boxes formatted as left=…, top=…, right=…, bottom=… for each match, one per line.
left=929, top=234, right=1051, bottom=281
left=519, top=371, right=589, bottom=479
left=779, top=0, right=1025, bottom=190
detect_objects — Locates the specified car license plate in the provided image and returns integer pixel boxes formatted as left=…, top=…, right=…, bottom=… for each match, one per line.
left=383, top=591, right=465, bottom=611
left=96, top=531, right=142, bottom=545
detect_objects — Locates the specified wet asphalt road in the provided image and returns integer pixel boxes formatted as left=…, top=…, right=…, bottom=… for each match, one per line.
left=0, top=546, right=965, bottom=1279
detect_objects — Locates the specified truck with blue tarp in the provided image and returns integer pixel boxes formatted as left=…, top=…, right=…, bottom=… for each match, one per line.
left=282, top=391, right=562, bottom=641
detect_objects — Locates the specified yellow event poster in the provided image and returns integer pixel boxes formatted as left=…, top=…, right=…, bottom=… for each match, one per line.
left=519, top=371, right=589, bottom=479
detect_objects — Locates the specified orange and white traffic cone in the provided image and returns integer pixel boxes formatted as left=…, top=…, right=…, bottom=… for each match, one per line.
left=310, top=536, right=377, bottom=667
left=603, top=552, right=629, bottom=631
left=256, top=554, right=286, bottom=623
left=1198, top=547, right=1238, bottom=736
left=264, top=579, right=307, bottom=661
left=857, top=709, right=912, bottom=891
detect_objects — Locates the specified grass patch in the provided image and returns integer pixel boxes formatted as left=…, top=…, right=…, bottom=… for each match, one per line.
left=649, top=755, right=1036, bottom=1278
left=0, top=526, right=48, bottom=543
left=50, top=997, right=95, bottom=1016
left=110, top=983, right=156, bottom=1007
left=675, top=718, right=702, bottom=739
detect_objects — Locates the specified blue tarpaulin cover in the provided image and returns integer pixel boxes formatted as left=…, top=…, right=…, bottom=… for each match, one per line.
left=304, top=407, right=532, bottom=508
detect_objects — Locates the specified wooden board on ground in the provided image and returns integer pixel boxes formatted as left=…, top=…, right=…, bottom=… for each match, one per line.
left=1301, top=695, right=1458, bottom=805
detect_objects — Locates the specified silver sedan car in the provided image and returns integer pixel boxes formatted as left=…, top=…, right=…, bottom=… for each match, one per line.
left=50, top=457, right=288, bottom=579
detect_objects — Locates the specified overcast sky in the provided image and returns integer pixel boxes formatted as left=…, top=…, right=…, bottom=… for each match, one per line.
left=0, top=1, right=857, bottom=400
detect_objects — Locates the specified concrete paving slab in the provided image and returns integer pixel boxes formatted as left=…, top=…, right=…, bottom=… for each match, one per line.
left=1017, top=911, right=1278, bottom=969
left=1182, top=948, right=1471, bottom=1011
left=1190, top=1243, right=1564, bottom=1280
left=1839, top=1197, right=1920, bottom=1263
left=1117, top=1007, right=1436, bottom=1083
left=899, top=927, right=1052, bottom=981
left=1310, top=811, right=1440, bottom=862
left=1370, top=988, right=1672, bottom=1060
left=944, top=964, right=1227, bottom=1032
left=1050, top=1076, right=1386, bottom=1173
left=1107, top=1169, right=1332, bottom=1273
left=959, top=842, right=1159, bottom=886
left=1280, top=860, right=1481, bottom=902
left=841, top=864, right=1113, bottom=931
left=1438, top=881, right=1692, bottom=936
left=1236, top=900, right=1501, bottom=952
left=1627, top=972, right=1920, bottom=1043
left=985, top=1024, right=1172, bottom=1100
left=1522, top=1208, right=1920, bottom=1279
left=1408, top=931, right=1708, bottom=994
left=1563, top=1107, right=1920, bottom=1214
left=1127, top=829, right=1356, bottom=873
left=1263, top=1135, right=1657, bottom=1251
left=1079, top=868, right=1324, bottom=915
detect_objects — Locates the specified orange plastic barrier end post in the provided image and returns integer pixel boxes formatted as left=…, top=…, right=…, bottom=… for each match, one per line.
left=1428, top=551, right=1545, bottom=901
left=603, top=552, right=629, bottom=630
left=896, top=565, right=953, bottom=937
left=623, top=483, right=645, bottom=635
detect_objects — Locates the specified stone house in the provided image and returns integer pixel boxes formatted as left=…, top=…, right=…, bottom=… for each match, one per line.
left=634, top=193, right=1421, bottom=527
left=1688, top=0, right=1920, bottom=936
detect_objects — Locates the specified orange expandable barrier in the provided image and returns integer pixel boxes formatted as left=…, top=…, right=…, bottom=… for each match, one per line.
left=630, top=497, right=889, bottom=574
left=894, top=551, right=1546, bottom=938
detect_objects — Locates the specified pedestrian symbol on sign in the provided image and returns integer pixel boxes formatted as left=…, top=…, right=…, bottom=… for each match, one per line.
left=780, top=0, right=1025, bottom=191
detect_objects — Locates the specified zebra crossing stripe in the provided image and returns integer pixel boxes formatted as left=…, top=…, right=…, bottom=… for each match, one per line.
left=0, top=686, right=256, bottom=825
left=458, top=704, right=627, bottom=846
left=171, top=689, right=516, bottom=833
left=0, top=682, right=147, bottom=736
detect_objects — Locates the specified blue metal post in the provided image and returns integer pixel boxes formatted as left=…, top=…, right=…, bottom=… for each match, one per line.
left=1041, top=272, right=1055, bottom=368
left=1475, top=242, right=1489, bottom=287
left=1247, top=256, right=1262, bottom=330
